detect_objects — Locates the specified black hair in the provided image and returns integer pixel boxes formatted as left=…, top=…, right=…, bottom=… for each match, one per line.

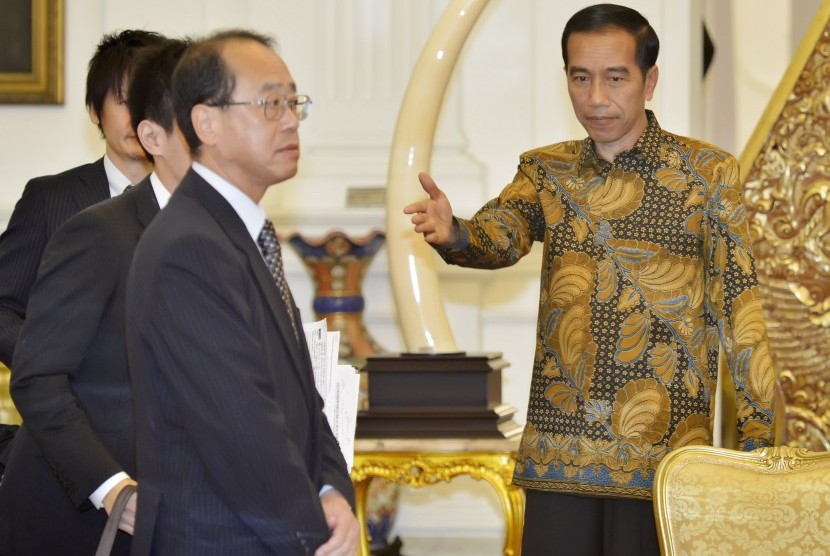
left=85, top=30, right=166, bottom=130
left=172, top=29, right=275, bottom=153
left=127, top=39, right=191, bottom=161
left=561, top=3, right=659, bottom=75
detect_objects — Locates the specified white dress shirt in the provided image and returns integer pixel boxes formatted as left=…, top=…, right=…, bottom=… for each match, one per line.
left=191, top=162, right=265, bottom=242
left=103, top=154, right=133, bottom=197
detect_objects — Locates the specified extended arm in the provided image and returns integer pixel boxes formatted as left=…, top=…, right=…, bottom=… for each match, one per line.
left=407, top=167, right=545, bottom=269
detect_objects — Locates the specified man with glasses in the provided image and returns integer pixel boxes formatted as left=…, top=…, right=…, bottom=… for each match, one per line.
left=125, top=30, right=357, bottom=556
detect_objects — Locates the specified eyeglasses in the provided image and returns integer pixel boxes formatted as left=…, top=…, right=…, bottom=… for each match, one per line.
left=208, top=94, right=312, bottom=121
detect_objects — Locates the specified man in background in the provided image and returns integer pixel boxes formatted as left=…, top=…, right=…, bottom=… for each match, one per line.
left=405, top=4, right=775, bottom=555
left=0, top=29, right=164, bottom=367
left=0, top=38, right=190, bottom=556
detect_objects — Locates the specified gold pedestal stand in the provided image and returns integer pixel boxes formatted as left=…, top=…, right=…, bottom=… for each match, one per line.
left=351, top=436, right=525, bottom=556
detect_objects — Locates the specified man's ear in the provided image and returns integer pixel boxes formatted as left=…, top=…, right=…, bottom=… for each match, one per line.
left=644, top=65, right=659, bottom=101
left=137, top=120, right=163, bottom=157
left=191, top=104, right=217, bottom=147
left=87, top=104, right=101, bottom=127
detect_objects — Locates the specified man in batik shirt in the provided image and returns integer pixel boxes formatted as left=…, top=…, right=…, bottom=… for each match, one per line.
left=404, top=4, right=775, bottom=556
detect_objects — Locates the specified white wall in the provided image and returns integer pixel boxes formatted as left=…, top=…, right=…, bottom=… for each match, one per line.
left=703, top=0, right=823, bottom=156
left=0, top=0, right=813, bottom=545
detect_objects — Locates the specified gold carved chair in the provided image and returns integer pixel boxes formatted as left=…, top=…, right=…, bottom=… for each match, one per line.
left=653, top=445, right=830, bottom=555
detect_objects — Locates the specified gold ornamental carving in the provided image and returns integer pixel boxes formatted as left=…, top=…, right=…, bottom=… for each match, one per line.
left=350, top=453, right=515, bottom=487
left=757, top=445, right=824, bottom=471
left=778, top=370, right=830, bottom=450
left=740, top=1, right=830, bottom=451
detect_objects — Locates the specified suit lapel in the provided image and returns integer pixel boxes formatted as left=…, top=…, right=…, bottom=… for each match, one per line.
left=72, top=158, right=111, bottom=210
left=178, top=171, right=312, bottom=382
left=130, top=176, right=161, bottom=230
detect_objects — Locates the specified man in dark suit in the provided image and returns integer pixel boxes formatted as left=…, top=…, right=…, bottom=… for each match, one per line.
left=126, top=30, right=358, bottom=556
left=0, top=39, right=191, bottom=556
left=0, top=29, right=164, bottom=367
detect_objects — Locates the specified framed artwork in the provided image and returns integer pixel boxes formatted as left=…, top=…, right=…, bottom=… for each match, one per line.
left=0, top=0, right=63, bottom=104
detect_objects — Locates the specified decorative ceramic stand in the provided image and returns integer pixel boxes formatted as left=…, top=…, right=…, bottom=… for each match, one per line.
left=287, top=230, right=401, bottom=555
left=287, top=231, right=385, bottom=366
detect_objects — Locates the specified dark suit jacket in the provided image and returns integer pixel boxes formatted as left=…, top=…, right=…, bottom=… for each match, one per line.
left=126, top=169, right=354, bottom=556
left=0, top=179, right=159, bottom=556
left=0, top=158, right=110, bottom=367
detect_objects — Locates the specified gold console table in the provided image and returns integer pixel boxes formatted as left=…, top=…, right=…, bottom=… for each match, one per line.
left=351, top=436, right=525, bottom=556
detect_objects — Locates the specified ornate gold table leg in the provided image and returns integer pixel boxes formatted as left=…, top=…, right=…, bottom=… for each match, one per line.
left=491, top=486, right=525, bottom=555
left=353, top=477, right=372, bottom=556
left=468, top=453, right=524, bottom=556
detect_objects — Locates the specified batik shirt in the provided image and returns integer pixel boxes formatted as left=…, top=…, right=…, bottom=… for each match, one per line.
left=437, top=111, right=775, bottom=499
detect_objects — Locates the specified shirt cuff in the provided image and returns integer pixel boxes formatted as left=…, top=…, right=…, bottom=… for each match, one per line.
left=89, top=472, right=131, bottom=509
left=319, top=484, right=335, bottom=497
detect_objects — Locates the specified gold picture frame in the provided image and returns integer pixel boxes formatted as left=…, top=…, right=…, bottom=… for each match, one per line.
left=0, top=0, right=63, bottom=104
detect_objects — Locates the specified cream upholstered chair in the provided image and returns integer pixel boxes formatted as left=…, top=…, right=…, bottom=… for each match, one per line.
left=653, top=445, right=830, bottom=555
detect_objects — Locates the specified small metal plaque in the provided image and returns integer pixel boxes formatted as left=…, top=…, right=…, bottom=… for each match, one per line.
left=346, top=187, right=386, bottom=208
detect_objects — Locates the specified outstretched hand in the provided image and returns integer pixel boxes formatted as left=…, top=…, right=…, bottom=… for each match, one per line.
left=402, top=172, right=455, bottom=246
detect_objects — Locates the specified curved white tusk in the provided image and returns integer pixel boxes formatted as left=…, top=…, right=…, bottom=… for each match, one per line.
left=384, top=0, right=491, bottom=353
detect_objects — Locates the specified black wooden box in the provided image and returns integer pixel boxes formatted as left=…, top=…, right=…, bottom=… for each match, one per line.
left=356, top=352, right=522, bottom=438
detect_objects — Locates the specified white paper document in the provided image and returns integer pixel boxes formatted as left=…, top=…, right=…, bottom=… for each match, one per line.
left=303, top=320, right=360, bottom=470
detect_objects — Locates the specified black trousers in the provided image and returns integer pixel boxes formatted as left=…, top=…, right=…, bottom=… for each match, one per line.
left=521, top=490, right=660, bottom=556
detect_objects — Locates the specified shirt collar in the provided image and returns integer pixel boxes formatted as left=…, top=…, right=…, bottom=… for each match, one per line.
left=191, top=161, right=266, bottom=243
left=103, top=154, right=133, bottom=196
left=148, top=172, right=172, bottom=209
left=578, top=109, right=664, bottom=173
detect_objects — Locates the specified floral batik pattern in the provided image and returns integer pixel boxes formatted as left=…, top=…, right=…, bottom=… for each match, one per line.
left=437, top=111, right=775, bottom=499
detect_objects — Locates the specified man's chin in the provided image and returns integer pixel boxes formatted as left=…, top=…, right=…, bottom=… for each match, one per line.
left=127, top=150, right=150, bottom=162
left=585, top=130, right=618, bottom=144
left=270, top=166, right=298, bottom=186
